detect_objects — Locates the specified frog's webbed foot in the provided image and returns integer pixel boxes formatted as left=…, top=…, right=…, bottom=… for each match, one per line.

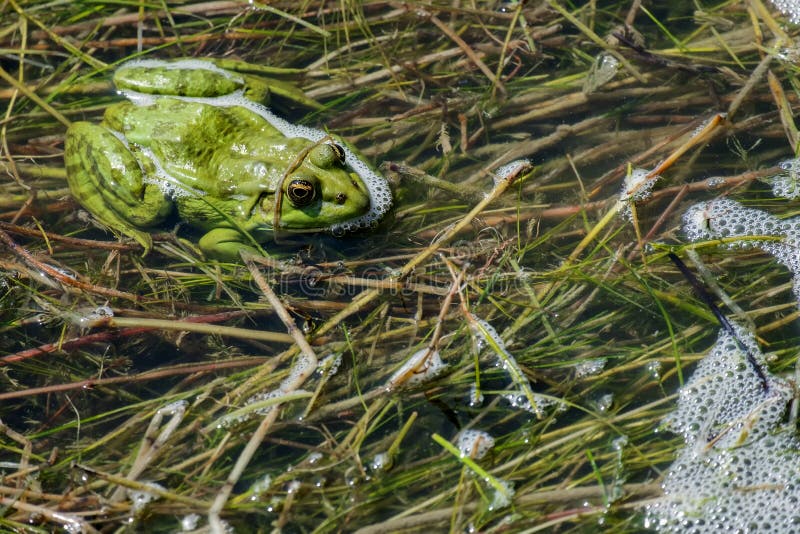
left=65, top=122, right=172, bottom=254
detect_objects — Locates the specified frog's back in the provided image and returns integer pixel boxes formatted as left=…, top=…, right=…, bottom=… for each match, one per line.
left=104, top=99, right=244, bottom=149
left=104, top=99, right=272, bottom=181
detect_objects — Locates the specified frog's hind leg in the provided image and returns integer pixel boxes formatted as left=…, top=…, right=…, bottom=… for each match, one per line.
left=65, top=122, right=172, bottom=254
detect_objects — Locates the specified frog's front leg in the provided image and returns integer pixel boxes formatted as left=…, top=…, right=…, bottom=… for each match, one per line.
left=197, top=228, right=268, bottom=262
left=65, top=122, right=172, bottom=254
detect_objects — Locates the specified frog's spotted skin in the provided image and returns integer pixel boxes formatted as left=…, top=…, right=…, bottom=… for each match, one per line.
left=64, top=58, right=392, bottom=260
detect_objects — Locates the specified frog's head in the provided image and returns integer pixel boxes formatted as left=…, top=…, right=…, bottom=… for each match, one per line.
left=275, top=142, right=371, bottom=231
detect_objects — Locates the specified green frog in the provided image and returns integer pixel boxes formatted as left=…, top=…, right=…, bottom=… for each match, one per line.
left=64, top=58, right=391, bottom=261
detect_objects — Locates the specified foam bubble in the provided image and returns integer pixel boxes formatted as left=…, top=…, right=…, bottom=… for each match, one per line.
left=469, top=314, right=550, bottom=417
left=76, top=305, right=115, bottom=328
left=771, top=158, right=800, bottom=199
left=682, top=198, right=800, bottom=299
left=386, top=347, right=446, bottom=389
left=370, top=452, right=391, bottom=471
left=584, top=52, right=620, bottom=93
left=493, top=159, right=532, bottom=186
left=619, top=167, right=660, bottom=221
left=662, top=325, right=784, bottom=444
left=771, top=0, right=800, bottom=24
left=488, top=479, right=515, bottom=511
left=620, top=168, right=659, bottom=203
left=129, top=482, right=165, bottom=511
left=318, top=353, right=342, bottom=377
left=455, top=430, right=495, bottom=460
left=690, top=113, right=726, bottom=139
left=180, top=514, right=200, bottom=531
left=573, top=357, right=606, bottom=378
left=646, top=325, right=800, bottom=533
left=280, top=353, right=316, bottom=393
left=250, top=474, right=273, bottom=498
left=591, top=392, right=614, bottom=413
left=285, top=480, right=301, bottom=494
left=468, top=384, right=484, bottom=407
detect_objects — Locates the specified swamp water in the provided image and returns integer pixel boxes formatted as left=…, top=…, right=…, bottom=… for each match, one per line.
left=3, top=1, right=800, bottom=532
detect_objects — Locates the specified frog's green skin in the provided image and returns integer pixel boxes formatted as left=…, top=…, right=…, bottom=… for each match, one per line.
left=64, top=59, right=387, bottom=261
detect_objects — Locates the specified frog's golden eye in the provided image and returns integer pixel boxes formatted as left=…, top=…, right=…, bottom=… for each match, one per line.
left=287, top=179, right=317, bottom=207
left=310, top=143, right=347, bottom=168
left=330, top=143, right=346, bottom=165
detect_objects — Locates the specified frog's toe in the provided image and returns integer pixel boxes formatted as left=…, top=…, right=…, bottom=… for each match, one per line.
left=65, top=122, right=171, bottom=254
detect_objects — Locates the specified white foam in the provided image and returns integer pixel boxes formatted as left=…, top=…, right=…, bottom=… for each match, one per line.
left=76, top=305, right=114, bottom=328
left=280, top=353, right=315, bottom=393
left=591, top=392, right=614, bottom=413
left=662, top=191, right=800, bottom=530
left=771, top=0, right=800, bottom=24
left=128, top=481, right=165, bottom=511
left=370, top=452, right=391, bottom=471
left=682, top=198, right=800, bottom=300
left=620, top=167, right=659, bottom=203
left=318, top=353, right=342, bottom=377
left=573, top=357, right=606, bottom=378
left=180, top=514, right=200, bottom=531
left=249, top=474, right=272, bottom=498
left=386, top=347, right=446, bottom=389
left=468, top=384, right=484, bottom=407
left=620, top=167, right=660, bottom=220
left=646, top=325, right=800, bottom=533
left=455, top=430, right=495, bottom=460
left=771, top=158, right=800, bottom=199
left=493, top=159, right=531, bottom=186
left=690, top=113, right=726, bottom=140
left=584, top=52, right=620, bottom=93
left=488, top=479, right=515, bottom=511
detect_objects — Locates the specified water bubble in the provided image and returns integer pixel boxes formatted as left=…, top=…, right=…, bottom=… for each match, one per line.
left=370, top=452, right=391, bottom=472
left=574, top=358, right=607, bottom=378
left=180, top=514, right=200, bottom=531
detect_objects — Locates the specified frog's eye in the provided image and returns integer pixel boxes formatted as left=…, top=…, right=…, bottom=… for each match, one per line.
left=310, top=143, right=347, bottom=168
left=287, top=179, right=317, bottom=207
left=330, top=143, right=347, bottom=165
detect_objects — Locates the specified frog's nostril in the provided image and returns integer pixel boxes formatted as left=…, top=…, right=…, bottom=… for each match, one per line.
left=335, top=192, right=347, bottom=205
